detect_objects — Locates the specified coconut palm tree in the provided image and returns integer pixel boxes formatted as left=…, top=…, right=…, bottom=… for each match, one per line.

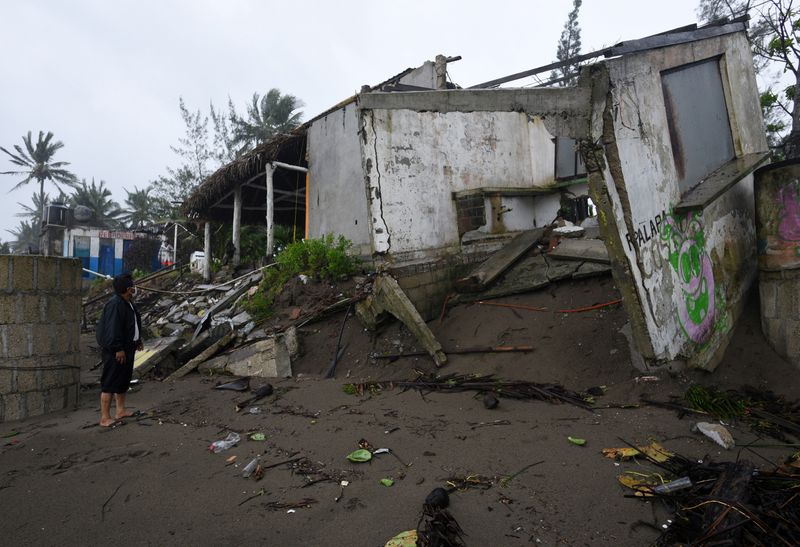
left=6, top=220, right=39, bottom=253
left=120, top=186, right=159, bottom=229
left=69, top=178, right=123, bottom=227
left=229, top=89, right=304, bottom=153
left=1, top=131, right=79, bottom=229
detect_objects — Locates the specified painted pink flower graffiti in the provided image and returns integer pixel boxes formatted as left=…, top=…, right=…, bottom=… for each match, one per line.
left=662, top=214, right=716, bottom=345
left=777, top=185, right=800, bottom=242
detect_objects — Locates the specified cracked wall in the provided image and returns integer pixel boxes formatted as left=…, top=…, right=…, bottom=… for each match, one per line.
left=358, top=107, right=585, bottom=262
left=588, top=32, right=767, bottom=370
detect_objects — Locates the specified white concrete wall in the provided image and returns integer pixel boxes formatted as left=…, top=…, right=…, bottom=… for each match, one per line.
left=361, top=110, right=563, bottom=259
left=306, top=102, right=372, bottom=255
left=597, top=32, right=767, bottom=368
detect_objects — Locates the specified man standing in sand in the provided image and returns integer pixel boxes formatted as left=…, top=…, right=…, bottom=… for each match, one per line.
left=96, top=273, right=143, bottom=427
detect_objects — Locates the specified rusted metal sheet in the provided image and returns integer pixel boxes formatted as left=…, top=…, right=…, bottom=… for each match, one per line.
left=754, top=160, right=800, bottom=271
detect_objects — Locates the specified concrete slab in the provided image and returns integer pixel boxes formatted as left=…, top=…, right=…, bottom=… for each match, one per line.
left=548, top=238, right=610, bottom=264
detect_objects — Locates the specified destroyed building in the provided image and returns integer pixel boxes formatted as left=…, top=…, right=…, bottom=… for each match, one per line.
left=185, top=17, right=767, bottom=371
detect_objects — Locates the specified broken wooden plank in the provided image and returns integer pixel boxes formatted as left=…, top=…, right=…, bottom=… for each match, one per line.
left=166, top=329, right=235, bottom=381
left=455, top=228, right=544, bottom=293
left=356, top=275, right=447, bottom=367
left=548, top=238, right=610, bottom=264
left=133, top=336, right=182, bottom=378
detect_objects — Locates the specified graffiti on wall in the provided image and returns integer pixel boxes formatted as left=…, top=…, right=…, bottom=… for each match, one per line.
left=660, top=212, right=719, bottom=345
left=757, top=179, right=800, bottom=270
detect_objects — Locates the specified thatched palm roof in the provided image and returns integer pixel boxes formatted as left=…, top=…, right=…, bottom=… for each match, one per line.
left=183, top=129, right=307, bottom=222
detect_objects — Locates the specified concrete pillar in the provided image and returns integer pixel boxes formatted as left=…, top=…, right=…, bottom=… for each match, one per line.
left=755, top=160, right=800, bottom=367
left=435, top=54, right=447, bottom=90
left=232, top=185, right=242, bottom=267
left=0, top=256, right=82, bottom=422
left=265, top=164, right=276, bottom=257
left=203, top=221, right=212, bottom=282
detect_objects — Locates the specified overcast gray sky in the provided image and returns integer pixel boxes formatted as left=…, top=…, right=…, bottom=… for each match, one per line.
left=0, top=0, right=703, bottom=243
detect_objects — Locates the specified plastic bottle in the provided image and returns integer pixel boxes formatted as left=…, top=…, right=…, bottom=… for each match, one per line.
left=242, top=457, right=260, bottom=478
left=209, top=432, right=241, bottom=453
left=653, top=476, right=692, bottom=494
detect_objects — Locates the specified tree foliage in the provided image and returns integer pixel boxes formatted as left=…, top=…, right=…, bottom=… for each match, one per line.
left=69, top=178, right=123, bottom=227
left=6, top=220, right=39, bottom=253
left=120, top=186, right=163, bottom=229
left=698, top=0, right=800, bottom=157
left=550, top=0, right=583, bottom=86
left=228, top=89, right=304, bottom=152
left=1, top=131, right=78, bottom=233
left=150, top=89, right=304, bottom=215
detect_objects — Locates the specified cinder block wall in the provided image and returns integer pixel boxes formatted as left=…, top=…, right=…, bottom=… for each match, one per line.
left=760, top=268, right=800, bottom=366
left=0, top=256, right=82, bottom=421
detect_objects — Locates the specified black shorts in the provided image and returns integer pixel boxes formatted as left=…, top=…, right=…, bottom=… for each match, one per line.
left=100, top=348, right=135, bottom=394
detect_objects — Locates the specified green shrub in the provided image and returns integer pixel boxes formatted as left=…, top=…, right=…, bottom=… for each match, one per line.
left=241, top=234, right=359, bottom=321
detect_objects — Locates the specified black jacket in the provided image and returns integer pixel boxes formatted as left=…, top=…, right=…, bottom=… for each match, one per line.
left=96, top=294, right=142, bottom=352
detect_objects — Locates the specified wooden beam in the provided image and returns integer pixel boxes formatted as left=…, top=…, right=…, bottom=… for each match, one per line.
left=203, top=221, right=211, bottom=281
left=272, top=161, right=308, bottom=173
left=232, top=185, right=242, bottom=267
left=266, top=165, right=275, bottom=256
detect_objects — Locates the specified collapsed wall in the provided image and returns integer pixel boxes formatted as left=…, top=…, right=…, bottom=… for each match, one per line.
left=0, top=256, right=82, bottom=421
left=586, top=30, right=768, bottom=370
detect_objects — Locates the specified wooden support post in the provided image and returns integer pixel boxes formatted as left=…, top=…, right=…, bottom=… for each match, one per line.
left=266, top=163, right=276, bottom=257
left=173, top=222, right=178, bottom=265
left=232, top=185, right=242, bottom=267
left=203, top=221, right=212, bottom=282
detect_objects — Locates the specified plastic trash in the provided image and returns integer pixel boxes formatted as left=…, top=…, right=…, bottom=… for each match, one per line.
left=242, top=457, right=260, bottom=478
left=209, top=432, right=241, bottom=453
left=653, top=476, right=692, bottom=494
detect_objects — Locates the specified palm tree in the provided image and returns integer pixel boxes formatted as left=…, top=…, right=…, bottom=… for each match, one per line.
left=229, top=89, right=304, bottom=153
left=7, top=220, right=39, bottom=253
left=69, top=178, right=122, bottom=227
left=120, top=186, right=158, bottom=229
left=1, top=131, right=78, bottom=229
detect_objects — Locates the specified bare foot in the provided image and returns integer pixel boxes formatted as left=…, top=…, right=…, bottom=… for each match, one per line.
left=99, top=417, right=116, bottom=427
left=115, top=410, right=134, bottom=419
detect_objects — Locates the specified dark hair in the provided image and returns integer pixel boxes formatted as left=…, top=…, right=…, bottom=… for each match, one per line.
left=113, top=273, right=134, bottom=295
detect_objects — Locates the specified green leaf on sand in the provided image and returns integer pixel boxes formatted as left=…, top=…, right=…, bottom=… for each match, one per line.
left=380, top=478, right=394, bottom=487
left=347, top=449, right=373, bottom=463
left=568, top=436, right=586, bottom=446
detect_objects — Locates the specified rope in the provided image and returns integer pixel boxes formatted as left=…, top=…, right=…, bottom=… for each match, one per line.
left=476, top=298, right=622, bottom=314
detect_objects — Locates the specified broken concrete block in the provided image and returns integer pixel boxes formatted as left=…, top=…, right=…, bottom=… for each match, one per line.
left=197, top=336, right=292, bottom=378
left=548, top=238, right=610, bottom=264
left=166, top=330, right=235, bottom=381
left=182, top=313, right=201, bottom=325
left=176, top=322, right=231, bottom=363
left=356, top=274, right=446, bottom=367
left=572, top=261, right=612, bottom=279
left=455, top=228, right=544, bottom=293
left=241, top=321, right=256, bottom=336
left=553, top=225, right=585, bottom=238
left=231, top=311, right=251, bottom=327
left=284, top=326, right=299, bottom=360
left=246, top=329, right=268, bottom=342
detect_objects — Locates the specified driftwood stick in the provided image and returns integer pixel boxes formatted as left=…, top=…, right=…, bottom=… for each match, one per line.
left=101, top=480, right=125, bottom=521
